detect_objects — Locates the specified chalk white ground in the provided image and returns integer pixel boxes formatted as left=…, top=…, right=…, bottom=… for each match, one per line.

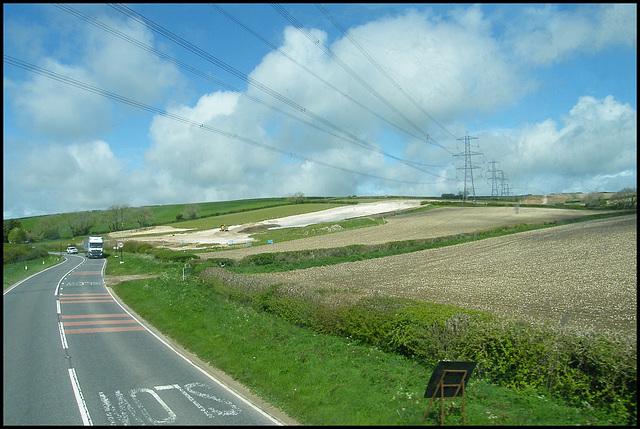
left=107, top=200, right=422, bottom=247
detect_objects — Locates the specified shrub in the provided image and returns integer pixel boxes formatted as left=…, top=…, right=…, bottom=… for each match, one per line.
left=3, top=243, right=50, bottom=265
left=198, top=268, right=637, bottom=424
left=152, top=249, right=198, bottom=262
left=121, top=241, right=154, bottom=254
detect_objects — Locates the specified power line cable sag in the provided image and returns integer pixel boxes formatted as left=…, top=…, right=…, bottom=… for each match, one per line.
left=3, top=55, right=447, bottom=186
left=55, top=3, right=441, bottom=176
left=271, top=3, right=440, bottom=148
left=316, top=3, right=459, bottom=146
left=106, top=3, right=449, bottom=178
left=209, top=3, right=436, bottom=150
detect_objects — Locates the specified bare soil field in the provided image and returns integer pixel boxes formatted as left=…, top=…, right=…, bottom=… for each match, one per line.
left=199, top=205, right=599, bottom=260
left=111, top=201, right=635, bottom=337
left=251, top=213, right=636, bottom=337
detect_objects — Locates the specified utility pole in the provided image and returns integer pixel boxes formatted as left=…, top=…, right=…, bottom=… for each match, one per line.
left=455, top=132, right=481, bottom=205
left=487, top=160, right=500, bottom=199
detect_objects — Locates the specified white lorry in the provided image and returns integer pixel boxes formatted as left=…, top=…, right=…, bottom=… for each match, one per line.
left=83, top=236, right=104, bottom=259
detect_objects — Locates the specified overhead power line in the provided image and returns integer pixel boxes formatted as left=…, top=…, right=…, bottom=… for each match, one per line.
left=4, top=54, right=444, bottom=187
left=55, top=3, right=444, bottom=178
left=271, top=3, right=437, bottom=146
left=106, top=3, right=448, bottom=179
left=209, top=3, right=432, bottom=147
left=316, top=3, right=459, bottom=146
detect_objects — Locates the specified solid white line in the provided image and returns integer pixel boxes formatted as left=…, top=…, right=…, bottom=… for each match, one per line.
left=105, top=287, right=283, bottom=425
left=54, top=256, right=85, bottom=296
left=57, top=299, right=62, bottom=315
left=68, top=368, right=93, bottom=425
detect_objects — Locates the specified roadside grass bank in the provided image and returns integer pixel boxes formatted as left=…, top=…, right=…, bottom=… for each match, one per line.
left=108, top=254, right=635, bottom=425
left=205, top=211, right=634, bottom=273
left=3, top=243, right=62, bottom=290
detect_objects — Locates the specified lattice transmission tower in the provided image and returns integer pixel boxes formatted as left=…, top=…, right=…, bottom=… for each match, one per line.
left=454, top=132, right=482, bottom=205
left=487, top=160, right=501, bottom=198
left=498, top=170, right=511, bottom=198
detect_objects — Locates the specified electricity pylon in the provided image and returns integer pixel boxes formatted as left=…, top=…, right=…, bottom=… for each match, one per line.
left=455, top=132, right=481, bottom=205
left=487, top=160, right=500, bottom=198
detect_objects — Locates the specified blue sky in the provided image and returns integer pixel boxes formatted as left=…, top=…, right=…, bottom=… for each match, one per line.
left=3, top=3, right=637, bottom=218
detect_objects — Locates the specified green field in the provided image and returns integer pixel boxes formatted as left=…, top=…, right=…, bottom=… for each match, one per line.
left=4, top=196, right=636, bottom=425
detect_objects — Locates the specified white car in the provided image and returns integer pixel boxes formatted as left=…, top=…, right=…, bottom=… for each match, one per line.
left=66, top=246, right=78, bottom=254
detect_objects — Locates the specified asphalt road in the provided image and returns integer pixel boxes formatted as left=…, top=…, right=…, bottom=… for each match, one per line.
left=3, top=254, right=282, bottom=425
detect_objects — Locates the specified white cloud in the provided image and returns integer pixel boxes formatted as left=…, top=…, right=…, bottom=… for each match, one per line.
left=480, top=95, right=636, bottom=194
left=3, top=140, right=125, bottom=217
left=3, top=4, right=636, bottom=218
left=10, top=60, right=113, bottom=140
left=507, top=4, right=637, bottom=65
left=83, top=15, right=184, bottom=104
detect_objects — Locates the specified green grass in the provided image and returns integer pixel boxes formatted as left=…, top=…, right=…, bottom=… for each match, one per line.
left=3, top=254, right=64, bottom=290
left=111, top=263, right=626, bottom=425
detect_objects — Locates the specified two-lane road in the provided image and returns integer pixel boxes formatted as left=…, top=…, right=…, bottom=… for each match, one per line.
left=4, top=255, right=282, bottom=425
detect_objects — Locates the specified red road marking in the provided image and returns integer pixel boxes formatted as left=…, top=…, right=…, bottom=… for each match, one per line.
left=64, top=326, right=147, bottom=334
left=61, top=314, right=129, bottom=319
left=61, top=293, right=110, bottom=296
left=63, top=320, right=137, bottom=326
left=60, top=294, right=113, bottom=303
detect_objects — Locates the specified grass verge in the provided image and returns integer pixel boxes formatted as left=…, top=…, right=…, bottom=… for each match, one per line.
left=3, top=253, right=63, bottom=290
left=109, top=257, right=633, bottom=425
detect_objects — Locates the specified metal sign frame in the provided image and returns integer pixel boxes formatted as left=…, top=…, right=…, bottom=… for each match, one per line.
left=421, top=361, right=477, bottom=425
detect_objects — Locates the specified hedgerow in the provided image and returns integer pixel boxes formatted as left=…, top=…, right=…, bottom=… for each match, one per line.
left=199, top=269, right=637, bottom=424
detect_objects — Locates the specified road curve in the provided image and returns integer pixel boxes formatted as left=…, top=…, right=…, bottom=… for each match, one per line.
left=3, top=254, right=287, bottom=425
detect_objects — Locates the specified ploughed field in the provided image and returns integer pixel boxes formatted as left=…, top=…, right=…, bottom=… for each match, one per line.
left=207, top=207, right=637, bottom=337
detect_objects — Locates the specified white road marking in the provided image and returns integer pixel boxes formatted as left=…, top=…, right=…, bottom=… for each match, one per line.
left=58, top=321, right=68, bottom=349
left=54, top=257, right=85, bottom=296
left=68, top=368, right=92, bottom=425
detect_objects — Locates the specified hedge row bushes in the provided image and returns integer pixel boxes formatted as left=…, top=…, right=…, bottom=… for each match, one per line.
left=3, top=243, right=50, bottom=265
left=199, top=270, right=637, bottom=424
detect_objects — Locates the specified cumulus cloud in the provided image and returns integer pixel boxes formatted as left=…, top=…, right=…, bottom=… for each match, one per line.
left=2, top=4, right=636, bottom=218
left=480, top=96, right=636, bottom=194
left=3, top=140, right=125, bottom=217
left=507, top=4, right=637, bottom=65
left=6, top=10, right=183, bottom=142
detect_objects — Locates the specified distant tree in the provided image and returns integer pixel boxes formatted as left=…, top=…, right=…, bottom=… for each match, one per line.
left=583, top=192, right=606, bottom=208
left=8, top=227, right=27, bottom=244
left=68, top=211, right=97, bottom=236
left=132, top=206, right=154, bottom=227
left=3, top=219, right=22, bottom=243
left=287, top=192, right=305, bottom=204
left=31, top=215, right=62, bottom=241
left=610, top=187, right=637, bottom=209
left=103, top=205, right=131, bottom=232
left=182, top=204, right=200, bottom=220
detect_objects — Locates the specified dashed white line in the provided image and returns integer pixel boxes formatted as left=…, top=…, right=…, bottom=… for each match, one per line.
left=58, top=321, right=68, bottom=349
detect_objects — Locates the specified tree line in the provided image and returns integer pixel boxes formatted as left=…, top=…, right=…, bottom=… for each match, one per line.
left=3, top=204, right=154, bottom=243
